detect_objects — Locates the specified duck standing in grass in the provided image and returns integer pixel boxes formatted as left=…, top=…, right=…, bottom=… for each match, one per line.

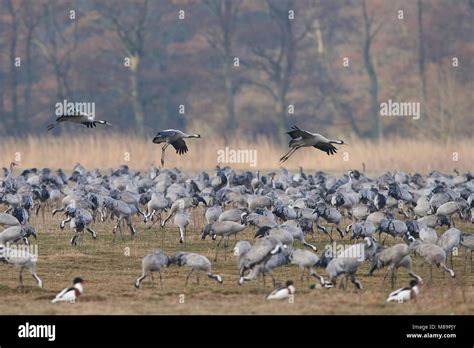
left=51, top=277, right=85, bottom=304
left=266, top=280, right=295, bottom=300
left=386, top=279, right=420, bottom=303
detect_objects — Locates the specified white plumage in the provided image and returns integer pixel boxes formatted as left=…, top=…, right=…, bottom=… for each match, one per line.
left=267, top=280, right=295, bottom=300
left=386, top=280, right=420, bottom=303
left=51, top=277, right=85, bottom=304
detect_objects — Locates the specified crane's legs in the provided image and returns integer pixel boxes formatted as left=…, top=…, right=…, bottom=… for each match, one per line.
left=280, top=146, right=300, bottom=163
left=161, top=143, right=169, bottom=167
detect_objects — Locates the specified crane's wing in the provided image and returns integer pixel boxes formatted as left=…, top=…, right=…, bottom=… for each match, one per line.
left=171, top=139, right=189, bottom=155
left=153, top=130, right=177, bottom=144
left=160, top=129, right=178, bottom=137
left=286, top=125, right=313, bottom=139
left=314, top=142, right=338, bottom=155
left=56, top=109, right=90, bottom=121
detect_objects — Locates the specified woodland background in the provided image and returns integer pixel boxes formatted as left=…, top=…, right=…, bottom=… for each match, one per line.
left=0, top=0, right=472, bottom=171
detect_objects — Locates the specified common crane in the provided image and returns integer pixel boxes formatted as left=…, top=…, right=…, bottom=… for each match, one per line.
left=47, top=110, right=111, bottom=131
left=152, top=129, right=201, bottom=166
left=280, top=125, right=345, bottom=163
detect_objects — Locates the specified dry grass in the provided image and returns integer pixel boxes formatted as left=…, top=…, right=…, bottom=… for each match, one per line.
left=0, top=208, right=473, bottom=315
left=0, top=134, right=472, bottom=173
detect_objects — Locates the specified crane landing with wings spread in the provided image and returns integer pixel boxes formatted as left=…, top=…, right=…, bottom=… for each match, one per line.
left=280, top=125, right=345, bottom=163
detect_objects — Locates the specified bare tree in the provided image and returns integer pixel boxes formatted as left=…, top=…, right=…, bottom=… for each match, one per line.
left=204, top=0, right=241, bottom=136
left=361, top=0, right=383, bottom=139
left=99, top=0, right=149, bottom=133
left=6, top=0, right=19, bottom=128
left=417, top=0, right=427, bottom=99
left=34, top=3, right=78, bottom=102
left=243, top=0, right=312, bottom=139
left=20, top=2, right=43, bottom=120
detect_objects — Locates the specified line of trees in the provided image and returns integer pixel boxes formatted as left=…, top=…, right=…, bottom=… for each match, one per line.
left=0, top=0, right=472, bottom=140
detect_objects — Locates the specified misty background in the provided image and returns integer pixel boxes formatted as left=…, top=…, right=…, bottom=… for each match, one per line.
left=0, top=0, right=472, bottom=142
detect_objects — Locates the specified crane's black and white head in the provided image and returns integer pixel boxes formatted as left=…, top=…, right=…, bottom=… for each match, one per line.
left=201, top=224, right=215, bottom=240
left=23, top=225, right=37, bottom=240
left=192, top=194, right=207, bottom=207
left=65, top=207, right=77, bottom=217
left=240, top=211, right=249, bottom=225
left=404, top=232, right=416, bottom=245
left=169, top=252, right=186, bottom=267
left=437, top=214, right=451, bottom=227
left=254, top=226, right=272, bottom=239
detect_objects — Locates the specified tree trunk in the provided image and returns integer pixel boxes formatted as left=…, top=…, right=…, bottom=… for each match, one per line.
left=276, top=87, right=289, bottom=142
left=417, top=0, right=427, bottom=99
left=24, top=28, right=34, bottom=123
left=362, top=1, right=380, bottom=139
left=129, top=55, right=145, bottom=134
left=223, top=43, right=236, bottom=136
left=7, top=0, right=19, bottom=131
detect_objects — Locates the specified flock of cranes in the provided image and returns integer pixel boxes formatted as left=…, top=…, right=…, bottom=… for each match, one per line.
left=45, top=109, right=345, bottom=167
left=1, top=157, right=473, bottom=304
left=0, top=113, right=470, bottom=305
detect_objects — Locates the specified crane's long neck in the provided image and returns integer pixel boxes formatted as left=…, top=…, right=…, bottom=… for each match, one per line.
left=8, top=163, right=15, bottom=178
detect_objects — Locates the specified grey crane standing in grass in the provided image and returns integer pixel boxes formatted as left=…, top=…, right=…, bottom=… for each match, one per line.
left=289, top=249, right=328, bottom=286
left=47, top=110, right=111, bottom=131
left=201, top=220, right=247, bottom=261
left=0, top=245, right=42, bottom=288
left=460, top=233, right=474, bottom=272
left=409, top=240, right=455, bottom=284
left=0, top=225, right=37, bottom=246
left=1, top=162, right=17, bottom=192
left=170, top=252, right=222, bottom=286
left=369, top=243, right=423, bottom=288
left=101, top=197, right=137, bottom=241
left=234, top=240, right=290, bottom=288
left=135, top=250, right=170, bottom=289
left=173, top=209, right=190, bottom=245
left=152, top=129, right=201, bottom=166
left=60, top=207, right=97, bottom=246
left=325, top=237, right=377, bottom=290
left=437, top=228, right=462, bottom=269
left=238, top=236, right=283, bottom=285
left=0, top=212, right=20, bottom=228
left=280, top=125, right=345, bottom=163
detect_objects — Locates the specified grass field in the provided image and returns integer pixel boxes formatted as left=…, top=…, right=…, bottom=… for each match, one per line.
left=0, top=134, right=472, bottom=173
left=0, top=207, right=473, bottom=315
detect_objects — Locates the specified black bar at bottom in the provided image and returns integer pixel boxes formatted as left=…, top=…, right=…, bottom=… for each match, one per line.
left=0, top=315, right=472, bottom=346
